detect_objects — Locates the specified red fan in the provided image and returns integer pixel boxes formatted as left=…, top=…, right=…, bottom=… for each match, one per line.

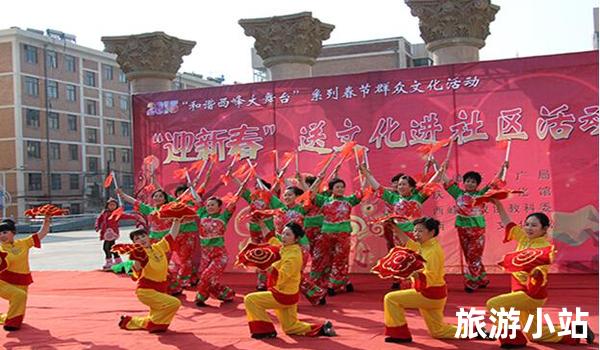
left=158, top=201, right=197, bottom=219
left=103, top=173, right=114, bottom=188
left=24, top=204, right=69, bottom=218
left=498, top=245, right=555, bottom=273
left=371, top=246, right=426, bottom=279
left=236, top=242, right=281, bottom=270
left=111, top=243, right=149, bottom=267
left=242, top=209, right=285, bottom=221
left=0, top=250, right=8, bottom=273
left=369, top=213, right=410, bottom=225
left=474, top=188, right=524, bottom=206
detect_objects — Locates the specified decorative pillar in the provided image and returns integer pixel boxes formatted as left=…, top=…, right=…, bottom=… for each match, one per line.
left=405, top=0, right=500, bottom=65
left=101, top=32, right=195, bottom=93
left=239, top=12, right=334, bottom=80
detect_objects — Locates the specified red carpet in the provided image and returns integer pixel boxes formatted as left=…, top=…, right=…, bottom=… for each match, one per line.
left=1, top=272, right=597, bottom=350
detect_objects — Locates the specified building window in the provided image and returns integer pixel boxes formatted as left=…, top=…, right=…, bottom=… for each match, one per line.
left=118, top=71, right=127, bottom=83
left=46, top=50, right=58, bottom=69
left=48, top=112, right=59, bottom=129
left=65, top=55, right=76, bottom=72
left=122, top=174, right=133, bottom=189
left=66, top=84, right=77, bottom=102
left=46, top=80, right=59, bottom=99
left=104, top=92, right=114, bottom=107
left=84, top=71, right=96, bottom=87
left=26, top=109, right=40, bottom=128
left=412, top=57, right=433, bottom=67
left=27, top=141, right=41, bottom=159
left=87, top=157, right=99, bottom=173
left=28, top=173, right=42, bottom=191
left=106, top=120, right=115, bottom=135
left=70, top=203, right=81, bottom=214
left=121, top=122, right=130, bottom=137
left=51, top=174, right=62, bottom=190
left=86, top=128, right=98, bottom=143
left=24, top=45, right=38, bottom=64
left=49, top=142, right=61, bottom=160
left=69, top=144, right=78, bottom=160
left=69, top=174, right=80, bottom=190
left=121, top=149, right=130, bottom=163
left=103, top=65, right=114, bottom=81
left=119, top=96, right=129, bottom=111
left=85, top=99, right=97, bottom=115
left=25, top=76, right=39, bottom=97
left=67, top=114, right=78, bottom=131
left=107, top=147, right=116, bottom=162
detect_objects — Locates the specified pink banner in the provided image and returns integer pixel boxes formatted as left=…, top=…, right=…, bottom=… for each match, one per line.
left=133, top=51, right=598, bottom=273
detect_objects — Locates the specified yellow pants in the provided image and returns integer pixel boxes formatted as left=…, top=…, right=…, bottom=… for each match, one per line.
left=487, top=291, right=566, bottom=343
left=0, top=281, right=28, bottom=328
left=244, top=291, right=319, bottom=336
left=123, top=288, right=181, bottom=331
left=384, top=289, right=457, bottom=339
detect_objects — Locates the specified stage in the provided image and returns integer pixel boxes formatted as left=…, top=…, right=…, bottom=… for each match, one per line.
left=1, top=272, right=597, bottom=350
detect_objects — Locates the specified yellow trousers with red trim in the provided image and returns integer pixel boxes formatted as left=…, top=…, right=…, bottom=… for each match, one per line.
left=244, top=291, right=318, bottom=336
left=0, top=281, right=27, bottom=327
left=384, top=289, right=457, bottom=339
left=486, top=291, right=566, bottom=343
left=124, top=288, right=181, bottom=330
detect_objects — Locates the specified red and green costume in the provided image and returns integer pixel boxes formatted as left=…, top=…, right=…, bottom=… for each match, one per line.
left=445, top=181, right=490, bottom=289
left=312, top=192, right=362, bottom=292
left=195, top=206, right=236, bottom=303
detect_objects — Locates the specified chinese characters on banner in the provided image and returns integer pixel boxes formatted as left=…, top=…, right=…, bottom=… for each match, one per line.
left=133, top=51, right=598, bottom=273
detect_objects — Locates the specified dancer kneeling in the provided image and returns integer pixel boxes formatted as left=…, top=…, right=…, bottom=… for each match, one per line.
left=383, top=217, right=458, bottom=343
left=118, top=219, right=182, bottom=333
left=244, top=222, right=335, bottom=339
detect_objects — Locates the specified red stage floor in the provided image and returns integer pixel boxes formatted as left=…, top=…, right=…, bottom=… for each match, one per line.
left=1, top=272, right=597, bottom=350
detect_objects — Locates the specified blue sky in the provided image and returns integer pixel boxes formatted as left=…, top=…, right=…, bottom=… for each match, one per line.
left=3, top=0, right=597, bottom=83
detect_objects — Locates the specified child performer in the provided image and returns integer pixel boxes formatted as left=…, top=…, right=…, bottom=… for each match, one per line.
left=118, top=219, right=183, bottom=333
left=194, top=195, right=239, bottom=306
left=309, top=177, right=362, bottom=296
left=238, top=178, right=281, bottom=291
left=95, top=198, right=135, bottom=270
left=486, top=200, right=594, bottom=347
left=271, top=186, right=327, bottom=305
left=0, top=216, right=51, bottom=331
left=243, top=222, right=336, bottom=339
left=441, top=161, right=508, bottom=292
left=382, top=217, right=457, bottom=343
left=117, top=188, right=171, bottom=242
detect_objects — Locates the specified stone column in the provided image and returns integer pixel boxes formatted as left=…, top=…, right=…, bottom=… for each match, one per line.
left=405, top=0, right=500, bottom=65
left=101, top=32, right=196, bottom=93
left=239, top=12, right=334, bottom=80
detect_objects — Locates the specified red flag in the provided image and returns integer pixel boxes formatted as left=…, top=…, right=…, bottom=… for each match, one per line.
left=103, top=173, right=113, bottom=188
left=282, top=151, right=295, bottom=164
left=416, top=138, right=451, bottom=159
left=496, top=140, right=509, bottom=150
left=173, top=168, right=188, bottom=180
left=340, top=141, right=357, bottom=158
left=316, top=154, right=335, bottom=170
left=143, top=155, right=158, bottom=165
left=371, top=246, right=426, bottom=279
left=232, top=163, right=249, bottom=180
left=109, top=207, right=124, bottom=221
left=474, top=188, right=524, bottom=206
left=221, top=193, right=239, bottom=207
left=220, top=174, right=231, bottom=186
left=190, top=159, right=205, bottom=172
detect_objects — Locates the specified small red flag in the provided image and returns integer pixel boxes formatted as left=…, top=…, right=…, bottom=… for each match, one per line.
left=103, top=173, right=114, bottom=188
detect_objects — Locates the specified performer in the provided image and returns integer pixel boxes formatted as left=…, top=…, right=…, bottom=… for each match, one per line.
left=309, top=177, right=362, bottom=295
left=243, top=222, right=336, bottom=339
left=271, top=186, right=327, bottom=306
left=382, top=217, right=457, bottom=343
left=95, top=198, right=135, bottom=270
left=239, top=178, right=280, bottom=291
left=118, top=219, right=183, bottom=333
left=441, top=161, right=508, bottom=292
left=194, top=195, right=238, bottom=306
left=486, top=200, right=594, bottom=347
left=117, top=188, right=171, bottom=241
left=0, top=216, right=51, bottom=331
